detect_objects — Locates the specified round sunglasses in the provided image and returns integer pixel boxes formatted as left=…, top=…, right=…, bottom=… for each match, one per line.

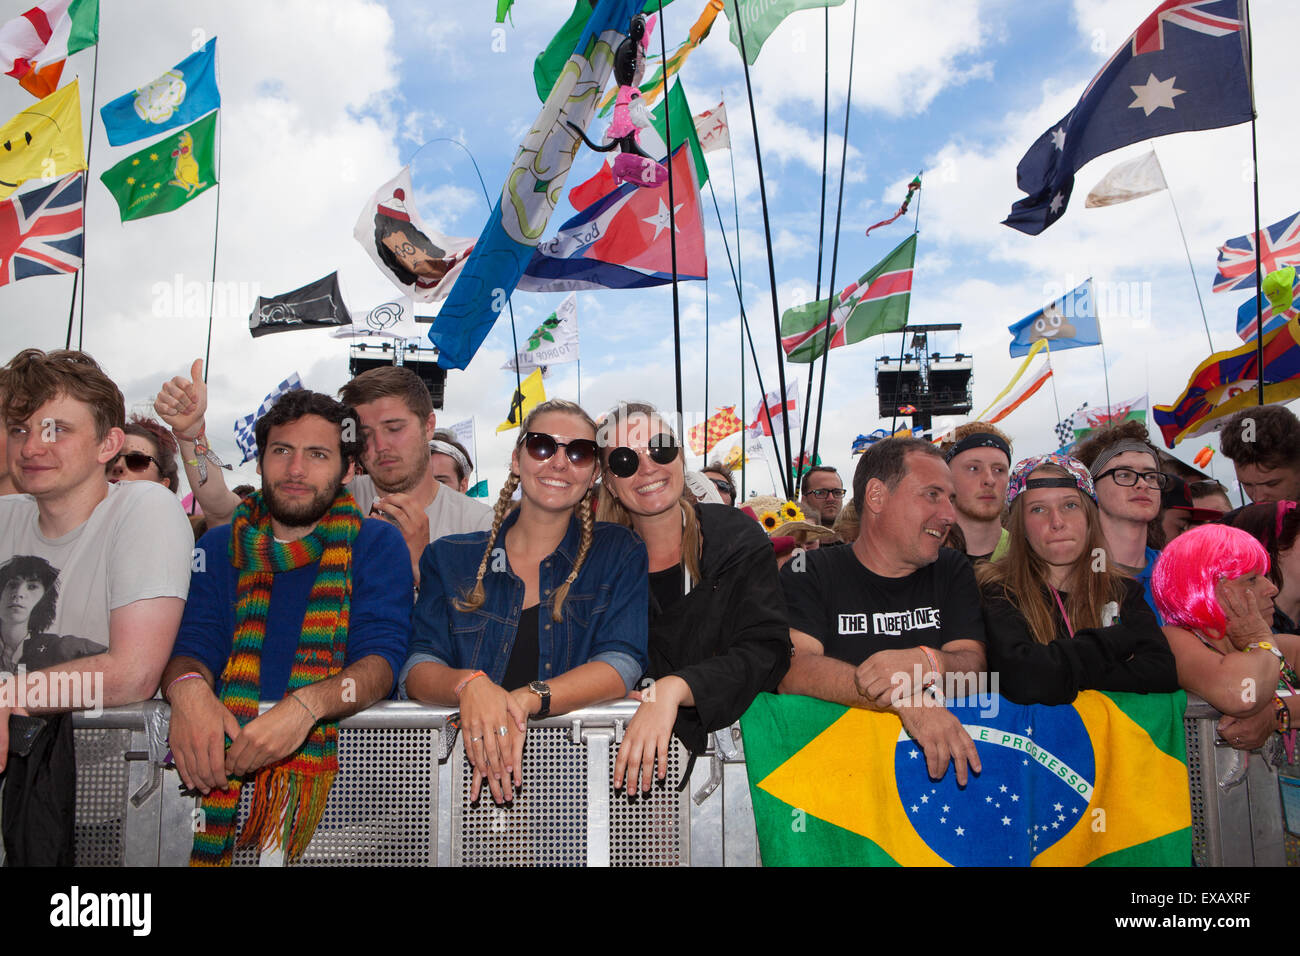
left=522, top=432, right=599, bottom=467
left=111, top=451, right=161, bottom=473
left=606, top=434, right=680, bottom=479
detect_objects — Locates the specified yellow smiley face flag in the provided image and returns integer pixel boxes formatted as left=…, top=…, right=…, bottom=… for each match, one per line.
left=0, top=79, right=87, bottom=200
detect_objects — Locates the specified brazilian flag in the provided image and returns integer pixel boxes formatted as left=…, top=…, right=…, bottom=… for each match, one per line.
left=740, top=690, right=1191, bottom=866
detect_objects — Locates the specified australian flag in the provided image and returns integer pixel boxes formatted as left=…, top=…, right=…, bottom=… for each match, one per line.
left=0, top=172, right=84, bottom=286
left=1005, top=0, right=1251, bottom=235
left=233, top=372, right=304, bottom=463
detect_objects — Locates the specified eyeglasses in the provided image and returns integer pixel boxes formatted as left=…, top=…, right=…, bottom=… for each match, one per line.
left=606, top=434, right=680, bottom=479
left=709, top=478, right=735, bottom=497
left=1095, top=468, right=1170, bottom=490
left=805, top=487, right=846, bottom=499
left=522, top=432, right=598, bottom=468
left=111, top=451, right=160, bottom=473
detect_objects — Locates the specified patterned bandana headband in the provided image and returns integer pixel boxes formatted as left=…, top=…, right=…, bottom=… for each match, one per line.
left=944, top=432, right=1011, bottom=464
left=1006, top=453, right=1096, bottom=508
left=1087, top=438, right=1159, bottom=477
left=429, top=439, right=470, bottom=479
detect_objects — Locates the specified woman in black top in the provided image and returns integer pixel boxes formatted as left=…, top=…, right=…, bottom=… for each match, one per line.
left=977, top=453, right=1177, bottom=705
left=596, top=401, right=791, bottom=793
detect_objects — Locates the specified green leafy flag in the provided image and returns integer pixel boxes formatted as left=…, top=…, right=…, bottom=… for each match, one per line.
left=725, top=0, right=844, bottom=66
left=646, top=79, right=709, bottom=188
left=780, top=232, right=916, bottom=364
left=99, top=111, right=217, bottom=222
left=533, top=0, right=675, bottom=101
left=740, top=690, right=1191, bottom=866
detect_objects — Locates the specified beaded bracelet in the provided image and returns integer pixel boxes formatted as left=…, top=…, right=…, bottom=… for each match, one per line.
left=454, top=670, right=487, bottom=699
left=1276, top=695, right=1292, bottom=734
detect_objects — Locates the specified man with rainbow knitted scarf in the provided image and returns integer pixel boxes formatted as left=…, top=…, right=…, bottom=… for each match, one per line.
left=162, top=390, right=412, bottom=866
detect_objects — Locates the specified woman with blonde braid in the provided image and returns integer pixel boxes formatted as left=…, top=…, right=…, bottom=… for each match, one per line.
left=400, top=401, right=649, bottom=805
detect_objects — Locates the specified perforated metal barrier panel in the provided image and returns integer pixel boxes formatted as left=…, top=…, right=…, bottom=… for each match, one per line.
left=73, top=727, right=133, bottom=867
left=1184, top=717, right=1209, bottom=867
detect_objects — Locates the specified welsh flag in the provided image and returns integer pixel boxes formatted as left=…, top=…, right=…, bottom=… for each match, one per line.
left=780, top=233, right=916, bottom=363
left=0, top=0, right=97, bottom=98
left=741, top=690, right=1191, bottom=866
left=1072, top=395, right=1146, bottom=443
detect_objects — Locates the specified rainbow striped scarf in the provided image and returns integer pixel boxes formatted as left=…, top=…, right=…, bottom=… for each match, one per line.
left=190, top=488, right=361, bottom=866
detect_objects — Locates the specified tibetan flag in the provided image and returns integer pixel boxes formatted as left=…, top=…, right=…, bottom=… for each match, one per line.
left=0, top=78, right=84, bottom=200
left=781, top=233, right=915, bottom=363
left=502, top=292, right=580, bottom=374
left=517, top=144, right=706, bottom=293
left=1214, top=211, right=1300, bottom=295
left=1004, top=0, right=1250, bottom=235
left=233, top=373, right=303, bottom=463
left=687, top=406, right=742, bottom=456
left=497, top=368, right=546, bottom=433
left=1008, top=278, right=1100, bottom=356
left=693, top=100, right=729, bottom=154
left=99, top=112, right=216, bottom=221
left=1153, top=317, right=1300, bottom=447
left=0, top=0, right=97, bottom=99
left=0, top=169, right=82, bottom=286
left=248, top=272, right=351, bottom=338
left=1072, top=395, right=1147, bottom=442
left=432, top=0, right=644, bottom=370
left=99, top=38, right=220, bottom=147
left=865, top=175, right=921, bottom=236
left=741, top=690, right=1190, bottom=866
left=645, top=80, right=709, bottom=188
left=725, top=0, right=844, bottom=65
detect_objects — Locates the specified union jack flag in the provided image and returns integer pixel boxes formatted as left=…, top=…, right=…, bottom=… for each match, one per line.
left=1212, top=210, right=1300, bottom=294
left=1085, top=0, right=1243, bottom=97
left=0, top=171, right=83, bottom=286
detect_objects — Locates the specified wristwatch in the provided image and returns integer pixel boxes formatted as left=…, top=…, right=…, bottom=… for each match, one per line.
left=528, top=680, right=552, bottom=719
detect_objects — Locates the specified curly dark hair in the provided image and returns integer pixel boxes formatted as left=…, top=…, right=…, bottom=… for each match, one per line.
left=1218, top=404, right=1300, bottom=470
left=254, top=390, right=364, bottom=471
left=0, top=555, right=59, bottom=635
left=1073, top=419, right=1156, bottom=470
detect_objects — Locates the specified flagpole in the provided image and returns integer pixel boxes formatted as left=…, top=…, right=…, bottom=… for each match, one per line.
left=728, top=93, right=745, bottom=499
left=730, top=0, right=794, bottom=500
left=201, top=114, right=222, bottom=382
left=1045, top=343, right=1063, bottom=430
left=1244, top=0, right=1264, bottom=405
left=64, top=272, right=79, bottom=350
left=889, top=326, right=907, bottom=435
left=576, top=356, right=581, bottom=406
left=1151, top=147, right=1214, bottom=353
left=798, top=6, right=833, bottom=458
left=703, top=272, right=710, bottom=462
left=74, top=44, right=100, bottom=351
left=657, top=1, right=686, bottom=438
left=707, top=177, right=788, bottom=479
left=1098, top=317, right=1114, bottom=415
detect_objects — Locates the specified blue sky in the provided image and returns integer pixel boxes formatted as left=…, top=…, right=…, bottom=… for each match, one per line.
left=2, top=0, right=1293, bottom=501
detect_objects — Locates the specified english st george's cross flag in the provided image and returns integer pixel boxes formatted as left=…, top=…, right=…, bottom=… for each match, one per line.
left=780, top=233, right=915, bottom=363
left=741, top=690, right=1191, bottom=866
left=1004, top=0, right=1251, bottom=235
left=234, top=373, right=304, bottom=463
left=430, top=0, right=645, bottom=371
left=1153, top=316, right=1300, bottom=447
left=0, top=0, right=96, bottom=98
left=99, top=111, right=217, bottom=221
left=517, top=144, right=706, bottom=292
left=746, top=380, right=798, bottom=439
left=1212, top=210, right=1300, bottom=294
left=0, top=78, right=85, bottom=200
left=99, top=37, right=220, bottom=147
left=0, top=169, right=82, bottom=286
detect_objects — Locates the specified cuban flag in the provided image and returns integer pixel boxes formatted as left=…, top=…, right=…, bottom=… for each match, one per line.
left=0, top=170, right=82, bottom=286
left=233, top=372, right=303, bottom=463
left=1214, top=210, right=1300, bottom=294
left=517, top=144, right=706, bottom=292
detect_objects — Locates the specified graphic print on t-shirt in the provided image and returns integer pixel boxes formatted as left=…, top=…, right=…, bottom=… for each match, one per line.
left=0, top=554, right=101, bottom=673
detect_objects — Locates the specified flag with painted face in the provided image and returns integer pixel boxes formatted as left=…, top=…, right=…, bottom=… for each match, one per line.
left=1008, top=279, right=1100, bottom=356
left=741, top=690, right=1190, bottom=866
left=0, top=78, right=85, bottom=200
left=99, top=37, right=220, bottom=147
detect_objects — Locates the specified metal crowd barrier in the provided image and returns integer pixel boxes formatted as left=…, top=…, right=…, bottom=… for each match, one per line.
left=70, top=697, right=1286, bottom=866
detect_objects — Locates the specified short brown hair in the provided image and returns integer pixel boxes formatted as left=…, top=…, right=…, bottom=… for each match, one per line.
left=1073, top=419, right=1155, bottom=470
left=1218, top=404, right=1300, bottom=470
left=338, top=365, right=433, bottom=422
left=799, top=465, right=840, bottom=496
left=0, top=349, right=125, bottom=439
left=939, top=421, right=1012, bottom=460
left=852, top=438, right=943, bottom=515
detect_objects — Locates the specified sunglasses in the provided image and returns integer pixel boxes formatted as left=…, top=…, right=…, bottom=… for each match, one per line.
left=111, top=451, right=160, bottom=473
left=709, top=478, right=735, bottom=497
left=522, top=432, right=599, bottom=467
left=606, top=434, right=680, bottom=479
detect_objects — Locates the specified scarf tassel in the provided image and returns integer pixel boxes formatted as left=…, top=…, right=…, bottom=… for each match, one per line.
left=238, top=765, right=337, bottom=863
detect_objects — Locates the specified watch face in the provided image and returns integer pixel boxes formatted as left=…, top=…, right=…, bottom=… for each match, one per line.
left=529, top=680, right=550, bottom=696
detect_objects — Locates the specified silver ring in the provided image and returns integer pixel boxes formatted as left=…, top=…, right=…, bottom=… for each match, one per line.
left=469, top=735, right=483, bottom=742
left=497, top=726, right=509, bottom=737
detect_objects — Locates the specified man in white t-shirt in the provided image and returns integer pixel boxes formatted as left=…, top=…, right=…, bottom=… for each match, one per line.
left=0, top=349, right=192, bottom=765
left=157, top=361, right=491, bottom=584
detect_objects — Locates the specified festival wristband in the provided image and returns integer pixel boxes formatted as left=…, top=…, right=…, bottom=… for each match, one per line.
left=1275, top=695, right=1291, bottom=733
left=919, top=645, right=941, bottom=679
left=455, top=670, right=487, bottom=699
left=173, top=426, right=205, bottom=444
left=289, top=692, right=319, bottom=722
left=165, top=671, right=205, bottom=701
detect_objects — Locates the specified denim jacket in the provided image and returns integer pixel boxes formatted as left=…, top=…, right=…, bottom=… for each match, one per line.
left=398, top=510, right=649, bottom=695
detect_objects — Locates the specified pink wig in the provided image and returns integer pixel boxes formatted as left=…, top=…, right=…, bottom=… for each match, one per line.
left=1152, top=524, right=1269, bottom=637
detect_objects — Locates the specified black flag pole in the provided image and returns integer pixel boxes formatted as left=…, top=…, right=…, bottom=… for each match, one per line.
left=71, top=43, right=100, bottom=350
left=657, top=0, right=685, bottom=438
left=730, top=0, right=794, bottom=499
left=1245, top=0, right=1265, bottom=405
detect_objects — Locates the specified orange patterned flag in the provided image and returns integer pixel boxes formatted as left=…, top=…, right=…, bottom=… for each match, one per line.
left=688, top=406, right=742, bottom=456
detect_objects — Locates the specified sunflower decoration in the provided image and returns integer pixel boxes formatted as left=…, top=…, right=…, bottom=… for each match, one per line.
left=780, top=501, right=804, bottom=523
left=759, top=511, right=781, bottom=532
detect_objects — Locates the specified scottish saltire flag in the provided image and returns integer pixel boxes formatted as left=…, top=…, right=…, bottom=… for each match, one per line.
left=741, top=691, right=1190, bottom=866
left=516, top=144, right=706, bottom=293
left=1008, top=278, right=1101, bottom=356
left=99, top=37, right=219, bottom=147
left=233, top=372, right=303, bottom=463
left=429, top=0, right=643, bottom=370
left=0, top=170, right=82, bottom=286
left=1213, top=210, right=1300, bottom=294
left=1153, top=317, right=1300, bottom=447
left=1004, top=0, right=1250, bottom=235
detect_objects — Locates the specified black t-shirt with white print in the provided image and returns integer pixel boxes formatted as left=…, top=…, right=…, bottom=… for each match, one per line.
left=779, top=544, right=985, bottom=665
